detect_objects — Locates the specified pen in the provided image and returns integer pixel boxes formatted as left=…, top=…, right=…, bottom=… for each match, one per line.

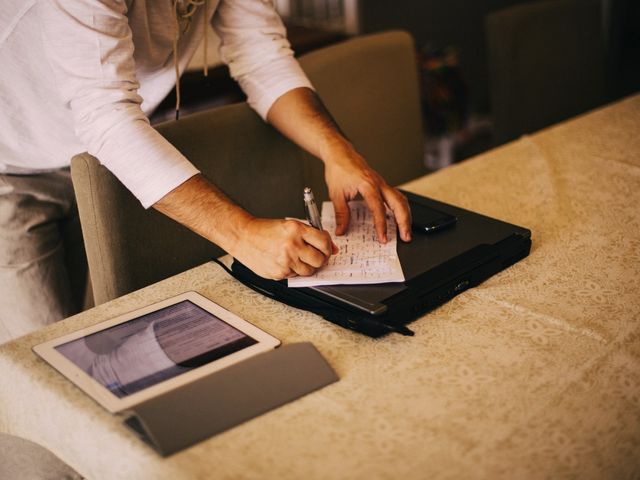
left=303, top=187, right=323, bottom=230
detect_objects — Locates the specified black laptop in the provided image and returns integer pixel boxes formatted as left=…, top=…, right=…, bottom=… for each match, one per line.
left=228, top=190, right=531, bottom=338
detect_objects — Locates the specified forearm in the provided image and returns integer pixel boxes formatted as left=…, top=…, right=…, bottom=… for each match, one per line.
left=266, top=87, right=355, bottom=163
left=152, top=173, right=335, bottom=280
left=266, top=86, right=412, bottom=242
left=153, top=174, right=252, bottom=255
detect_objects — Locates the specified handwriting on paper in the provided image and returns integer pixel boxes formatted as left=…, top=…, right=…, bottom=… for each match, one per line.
left=288, top=201, right=405, bottom=287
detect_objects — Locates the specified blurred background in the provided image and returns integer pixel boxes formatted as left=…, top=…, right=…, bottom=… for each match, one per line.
left=152, top=0, right=640, bottom=172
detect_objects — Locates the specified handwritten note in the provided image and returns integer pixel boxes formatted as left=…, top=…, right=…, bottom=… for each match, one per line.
left=287, top=201, right=405, bottom=287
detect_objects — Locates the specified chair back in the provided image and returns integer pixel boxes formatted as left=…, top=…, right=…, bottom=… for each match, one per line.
left=486, top=0, right=606, bottom=144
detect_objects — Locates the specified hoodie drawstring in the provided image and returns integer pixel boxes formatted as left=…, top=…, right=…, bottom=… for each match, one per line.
left=172, top=0, right=208, bottom=120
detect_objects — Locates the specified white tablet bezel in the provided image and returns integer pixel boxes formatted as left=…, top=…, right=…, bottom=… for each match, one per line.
left=33, top=291, right=281, bottom=413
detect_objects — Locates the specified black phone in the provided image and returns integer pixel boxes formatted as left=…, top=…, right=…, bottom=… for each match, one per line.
left=410, top=202, right=457, bottom=234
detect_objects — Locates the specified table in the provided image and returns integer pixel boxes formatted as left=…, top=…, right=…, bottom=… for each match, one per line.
left=1, top=95, right=639, bottom=479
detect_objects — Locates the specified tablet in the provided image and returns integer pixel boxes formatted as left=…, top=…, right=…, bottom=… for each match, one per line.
left=33, top=292, right=281, bottom=413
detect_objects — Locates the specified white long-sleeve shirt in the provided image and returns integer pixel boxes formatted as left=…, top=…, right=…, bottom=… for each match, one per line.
left=0, top=0, right=313, bottom=207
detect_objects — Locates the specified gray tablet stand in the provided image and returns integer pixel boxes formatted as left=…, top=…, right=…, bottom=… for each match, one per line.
left=123, top=342, right=338, bottom=456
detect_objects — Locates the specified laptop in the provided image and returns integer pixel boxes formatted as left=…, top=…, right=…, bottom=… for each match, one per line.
left=229, top=190, right=531, bottom=337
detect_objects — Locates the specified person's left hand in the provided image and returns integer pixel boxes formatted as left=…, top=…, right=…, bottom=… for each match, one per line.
left=323, top=143, right=412, bottom=243
left=264, top=86, right=412, bottom=242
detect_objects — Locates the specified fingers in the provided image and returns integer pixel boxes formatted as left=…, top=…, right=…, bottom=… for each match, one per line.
left=327, top=164, right=402, bottom=244
left=339, top=167, right=412, bottom=244
left=282, top=221, right=336, bottom=278
left=323, top=146, right=413, bottom=244
left=301, top=226, right=335, bottom=259
left=332, top=194, right=351, bottom=236
left=359, top=184, right=388, bottom=244
left=238, top=218, right=339, bottom=281
left=289, top=257, right=316, bottom=277
left=382, top=187, right=412, bottom=242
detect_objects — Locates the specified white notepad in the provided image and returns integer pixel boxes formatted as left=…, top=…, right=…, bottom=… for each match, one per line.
left=288, top=201, right=405, bottom=287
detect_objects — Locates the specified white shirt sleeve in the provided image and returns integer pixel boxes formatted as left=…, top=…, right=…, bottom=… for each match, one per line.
left=37, top=0, right=199, bottom=208
left=212, top=0, right=315, bottom=119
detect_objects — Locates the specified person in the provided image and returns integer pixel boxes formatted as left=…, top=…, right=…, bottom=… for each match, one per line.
left=0, top=0, right=412, bottom=344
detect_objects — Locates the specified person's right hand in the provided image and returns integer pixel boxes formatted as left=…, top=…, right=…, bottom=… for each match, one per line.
left=152, top=175, right=336, bottom=280
left=232, top=218, right=338, bottom=280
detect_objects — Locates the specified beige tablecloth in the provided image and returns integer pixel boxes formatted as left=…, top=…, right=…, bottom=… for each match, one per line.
left=1, top=96, right=639, bottom=479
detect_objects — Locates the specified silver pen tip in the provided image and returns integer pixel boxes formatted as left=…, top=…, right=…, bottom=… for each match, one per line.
left=303, top=187, right=314, bottom=201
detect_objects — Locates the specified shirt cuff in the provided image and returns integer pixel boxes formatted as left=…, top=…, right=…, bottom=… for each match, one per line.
left=136, top=159, right=200, bottom=209
left=92, top=119, right=200, bottom=209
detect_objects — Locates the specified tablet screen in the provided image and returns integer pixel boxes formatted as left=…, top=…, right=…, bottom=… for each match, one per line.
left=55, top=300, right=257, bottom=398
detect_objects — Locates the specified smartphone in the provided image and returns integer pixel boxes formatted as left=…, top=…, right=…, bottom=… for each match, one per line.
left=410, top=202, right=457, bottom=233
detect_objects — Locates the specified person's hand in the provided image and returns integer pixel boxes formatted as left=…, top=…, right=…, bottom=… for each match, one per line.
left=153, top=174, right=338, bottom=281
left=232, top=217, right=338, bottom=280
left=323, top=144, right=412, bottom=243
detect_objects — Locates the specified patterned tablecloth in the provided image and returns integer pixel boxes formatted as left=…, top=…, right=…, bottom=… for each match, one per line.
left=1, top=96, right=639, bottom=479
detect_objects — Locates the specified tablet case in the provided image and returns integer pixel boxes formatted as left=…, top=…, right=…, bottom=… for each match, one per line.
left=123, top=342, right=338, bottom=456
left=226, top=260, right=413, bottom=337
left=222, top=192, right=531, bottom=338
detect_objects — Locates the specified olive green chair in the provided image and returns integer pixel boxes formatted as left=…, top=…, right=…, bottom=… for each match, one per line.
left=71, top=30, right=425, bottom=305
